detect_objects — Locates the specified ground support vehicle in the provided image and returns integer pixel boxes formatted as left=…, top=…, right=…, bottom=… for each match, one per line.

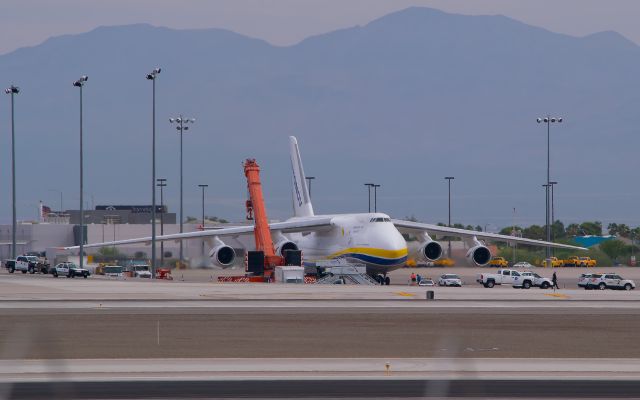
left=488, top=257, right=509, bottom=268
left=578, top=257, right=597, bottom=268
left=103, top=265, right=125, bottom=278
left=156, top=268, right=173, bottom=280
left=585, top=273, right=635, bottom=290
left=477, top=269, right=532, bottom=288
left=52, top=262, right=90, bottom=278
left=541, top=257, right=563, bottom=268
left=564, top=256, right=580, bottom=268
left=132, top=265, right=152, bottom=278
left=519, top=271, right=552, bottom=289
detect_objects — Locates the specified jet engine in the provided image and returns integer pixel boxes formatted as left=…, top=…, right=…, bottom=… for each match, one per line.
left=274, top=240, right=299, bottom=257
left=416, top=239, right=443, bottom=262
left=466, top=245, right=492, bottom=266
left=208, top=238, right=236, bottom=268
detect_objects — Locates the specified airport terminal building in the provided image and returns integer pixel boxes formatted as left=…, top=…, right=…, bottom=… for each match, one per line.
left=0, top=205, right=247, bottom=267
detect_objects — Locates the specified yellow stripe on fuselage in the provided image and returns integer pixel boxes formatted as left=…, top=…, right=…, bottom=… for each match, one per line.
left=329, top=247, right=408, bottom=260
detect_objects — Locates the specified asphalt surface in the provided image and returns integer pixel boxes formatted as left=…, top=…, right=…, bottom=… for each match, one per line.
left=2, top=269, right=640, bottom=399
left=5, top=378, right=640, bottom=399
left=1, top=306, right=639, bottom=359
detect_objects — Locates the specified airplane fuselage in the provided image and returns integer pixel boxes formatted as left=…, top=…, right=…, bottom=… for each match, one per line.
left=289, top=212, right=408, bottom=276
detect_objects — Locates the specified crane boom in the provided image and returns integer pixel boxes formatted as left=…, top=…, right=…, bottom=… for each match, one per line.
left=243, top=158, right=283, bottom=269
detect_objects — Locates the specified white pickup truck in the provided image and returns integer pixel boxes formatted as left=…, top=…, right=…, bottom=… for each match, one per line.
left=477, top=269, right=534, bottom=289
left=6, top=255, right=39, bottom=274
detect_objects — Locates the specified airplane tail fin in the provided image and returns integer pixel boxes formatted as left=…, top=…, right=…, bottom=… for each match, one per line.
left=289, top=136, right=314, bottom=217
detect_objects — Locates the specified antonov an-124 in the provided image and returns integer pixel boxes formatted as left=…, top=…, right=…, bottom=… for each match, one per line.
left=67, top=136, right=585, bottom=284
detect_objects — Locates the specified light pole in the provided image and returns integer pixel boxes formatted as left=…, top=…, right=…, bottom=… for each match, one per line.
left=542, top=183, right=550, bottom=259
left=445, top=177, right=454, bottom=258
left=198, top=184, right=208, bottom=258
left=198, top=184, right=208, bottom=227
left=146, top=67, right=161, bottom=278
left=157, top=178, right=167, bottom=267
left=5, top=85, right=19, bottom=259
left=364, top=183, right=374, bottom=212
left=549, top=181, right=558, bottom=240
left=536, top=116, right=562, bottom=261
left=305, top=176, right=315, bottom=198
left=632, top=231, right=636, bottom=266
left=73, top=75, right=88, bottom=268
left=373, top=184, right=381, bottom=212
left=169, top=115, right=195, bottom=268
left=512, top=207, right=517, bottom=265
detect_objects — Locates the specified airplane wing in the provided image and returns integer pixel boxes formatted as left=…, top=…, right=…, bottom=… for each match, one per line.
left=392, top=219, right=588, bottom=251
left=63, top=217, right=334, bottom=250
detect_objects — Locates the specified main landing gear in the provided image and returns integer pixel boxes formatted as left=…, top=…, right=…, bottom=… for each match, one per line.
left=376, top=274, right=391, bottom=286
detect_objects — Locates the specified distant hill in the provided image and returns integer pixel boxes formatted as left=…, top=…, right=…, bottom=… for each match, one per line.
left=1, top=7, right=639, bottom=227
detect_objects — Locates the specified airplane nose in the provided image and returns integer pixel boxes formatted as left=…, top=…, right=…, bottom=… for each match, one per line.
left=372, top=225, right=408, bottom=260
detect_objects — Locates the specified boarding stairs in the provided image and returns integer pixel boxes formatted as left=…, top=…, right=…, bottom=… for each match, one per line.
left=314, top=261, right=378, bottom=285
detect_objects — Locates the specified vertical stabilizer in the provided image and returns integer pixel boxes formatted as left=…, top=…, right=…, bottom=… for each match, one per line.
left=289, top=136, right=314, bottom=217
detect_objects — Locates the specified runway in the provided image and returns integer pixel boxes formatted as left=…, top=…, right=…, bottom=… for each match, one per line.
left=2, top=271, right=640, bottom=398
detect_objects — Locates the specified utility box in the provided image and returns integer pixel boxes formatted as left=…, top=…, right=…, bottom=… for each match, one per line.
left=274, top=266, right=304, bottom=283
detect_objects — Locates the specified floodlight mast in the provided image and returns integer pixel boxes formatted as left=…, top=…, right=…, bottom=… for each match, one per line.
left=5, top=85, right=19, bottom=259
left=146, top=68, right=161, bottom=277
left=73, top=76, right=88, bottom=268
left=170, top=115, right=195, bottom=268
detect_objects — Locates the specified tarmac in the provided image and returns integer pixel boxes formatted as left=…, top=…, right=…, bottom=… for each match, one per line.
left=2, top=267, right=640, bottom=398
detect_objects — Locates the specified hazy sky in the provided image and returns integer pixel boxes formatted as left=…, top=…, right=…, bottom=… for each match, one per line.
left=2, top=0, right=639, bottom=55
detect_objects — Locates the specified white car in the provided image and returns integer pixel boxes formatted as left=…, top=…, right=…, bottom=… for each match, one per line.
left=519, top=271, right=552, bottom=289
left=418, top=278, right=435, bottom=286
left=438, top=274, right=462, bottom=287
left=513, top=261, right=534, bottom=269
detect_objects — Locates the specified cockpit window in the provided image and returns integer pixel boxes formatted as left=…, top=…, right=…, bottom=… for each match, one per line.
left=370, top=217, right=391, bottom=222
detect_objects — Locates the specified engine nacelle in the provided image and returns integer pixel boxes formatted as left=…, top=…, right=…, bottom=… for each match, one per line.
left=274, top=240, right=299, bottom=257
left=416, top=240, right=443, bottom=262
left=466, top=245, right=492, bottom=266
left=208, top=244, right=236, bottom=268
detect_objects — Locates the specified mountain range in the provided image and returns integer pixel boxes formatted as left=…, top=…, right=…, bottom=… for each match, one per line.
left=1, top=7, right=639, bottom=228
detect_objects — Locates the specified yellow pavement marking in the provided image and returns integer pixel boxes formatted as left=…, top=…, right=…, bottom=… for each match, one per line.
left=395, top=291, right=416, bottom=297
left=545, top=293, right=570, bottom=299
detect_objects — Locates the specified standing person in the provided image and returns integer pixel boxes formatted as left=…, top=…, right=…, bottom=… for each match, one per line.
left=552, top=271, right=559, bottom=290
left=410, top=272, right=416, bottom=285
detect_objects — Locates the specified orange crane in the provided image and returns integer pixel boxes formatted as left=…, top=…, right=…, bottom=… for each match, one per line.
left=243, top=158, right=284, bottom=278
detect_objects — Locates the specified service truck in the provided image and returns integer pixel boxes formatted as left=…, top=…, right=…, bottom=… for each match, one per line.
left=477, top=269, right=534, bottom=288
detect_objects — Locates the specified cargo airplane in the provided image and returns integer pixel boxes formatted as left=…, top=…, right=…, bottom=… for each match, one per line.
left=68, top=136, right=586, bottom=284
